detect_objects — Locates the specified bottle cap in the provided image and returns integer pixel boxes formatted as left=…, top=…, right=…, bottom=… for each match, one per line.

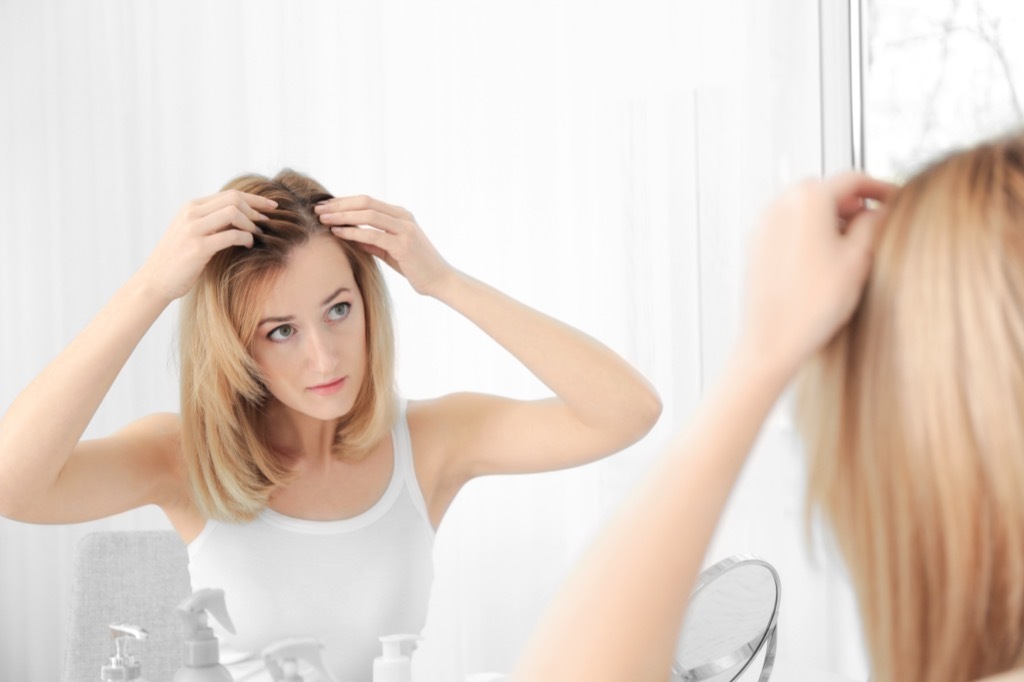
left=101, top=623, right=148, bottom=681
left=378, top=634, right=421, bottom=660
left=262, top=636, right=338, bottom=682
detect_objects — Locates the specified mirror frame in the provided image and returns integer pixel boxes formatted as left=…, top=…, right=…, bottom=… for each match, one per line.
left=673, top=554, right=781, bottom=682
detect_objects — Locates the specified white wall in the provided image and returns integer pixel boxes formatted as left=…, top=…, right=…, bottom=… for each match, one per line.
left=0, top=1, right=866, bottom=680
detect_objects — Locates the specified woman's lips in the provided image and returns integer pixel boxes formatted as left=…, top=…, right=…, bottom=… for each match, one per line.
left=308, top=376, right=347, bottom=396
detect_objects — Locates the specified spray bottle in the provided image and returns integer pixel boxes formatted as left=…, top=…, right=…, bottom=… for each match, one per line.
left=101, top=623, right=149, bottom=682
left=372, top=634, right=420, bottom=682
left=262, top=637, right=339, bottom=682
left=172, top=588, right=236, bottom=682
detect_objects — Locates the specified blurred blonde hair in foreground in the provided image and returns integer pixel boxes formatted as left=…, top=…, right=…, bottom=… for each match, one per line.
left=796, top=133, right=1024, bottom=682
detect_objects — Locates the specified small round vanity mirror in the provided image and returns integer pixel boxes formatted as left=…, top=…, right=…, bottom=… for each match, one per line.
left=673, top=555, right=781, bottom=682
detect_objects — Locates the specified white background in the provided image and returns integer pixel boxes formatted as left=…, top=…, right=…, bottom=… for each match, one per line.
left=0, top=1, right=868, bottom=680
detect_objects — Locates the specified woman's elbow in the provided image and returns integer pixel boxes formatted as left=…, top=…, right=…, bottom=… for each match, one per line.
left=621, top=384, right=663, bottom=444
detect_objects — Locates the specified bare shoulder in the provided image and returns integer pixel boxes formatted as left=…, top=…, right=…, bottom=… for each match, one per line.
left=406, top=392, right=504, bottom=424
left=114, top=411, right=181, bottom=440
left=110, top=412, right=182, bottom=466
left=405, top=397, right=449, bottom=454
left=111, top=413, right=200, bottom=532
left=404, top=395, right=498, bottom=502
left=979, top=670, right=1024, bottom=682
left=92, top=411, right=188, bottom=501
left=405, top=392, right=503, bottom=449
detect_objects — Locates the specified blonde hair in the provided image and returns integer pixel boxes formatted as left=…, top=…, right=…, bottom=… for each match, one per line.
left=179, top=170, right=397, bottom=522
left=795, top=134, right=1024, bottom=681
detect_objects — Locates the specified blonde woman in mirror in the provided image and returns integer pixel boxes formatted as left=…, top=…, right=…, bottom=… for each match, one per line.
left=512, top=133, right=1024, bottom=682
left=0, top=171, right=662, bottom=679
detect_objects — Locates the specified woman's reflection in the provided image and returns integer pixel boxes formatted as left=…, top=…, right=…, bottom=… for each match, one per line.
left=0, top=169, right=661, bottom=680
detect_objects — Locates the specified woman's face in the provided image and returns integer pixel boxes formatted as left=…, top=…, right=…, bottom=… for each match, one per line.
left=250, top=233, right=368, bottom=422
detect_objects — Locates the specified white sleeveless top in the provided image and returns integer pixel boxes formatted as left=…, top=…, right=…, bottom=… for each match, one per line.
left=187, top=401, right=435, bottom=682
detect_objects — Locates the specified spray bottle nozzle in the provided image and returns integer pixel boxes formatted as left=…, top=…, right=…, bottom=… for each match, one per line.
left=102, top=623, right=148, bottom=681
left=262, top=636, right=339, bottom=682
left=175, top=587, right=235, bottom=669
left=175, top=587, right=236, bottom=636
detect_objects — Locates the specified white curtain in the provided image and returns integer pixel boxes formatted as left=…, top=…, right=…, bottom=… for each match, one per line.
left=0, top=1, right=867, bottom=680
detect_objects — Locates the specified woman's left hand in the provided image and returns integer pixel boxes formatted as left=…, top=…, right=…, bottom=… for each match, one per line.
left=315, top=195, right=455, bottom=296
left=741, top=172, right=897, bottom=375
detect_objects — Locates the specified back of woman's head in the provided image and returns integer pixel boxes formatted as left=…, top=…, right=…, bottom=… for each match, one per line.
left=179, top=170, right=396, bottom=522
left=796, top=133, right=1024, bottom=682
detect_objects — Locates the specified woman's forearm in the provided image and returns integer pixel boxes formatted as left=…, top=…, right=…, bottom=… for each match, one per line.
left=510, top=343, right=794, bottom=682
left=430, top=269, right=662, bottom=439
left=510, top=172, right=892, bottom=681
left=0, top=272, right=170, bottom=516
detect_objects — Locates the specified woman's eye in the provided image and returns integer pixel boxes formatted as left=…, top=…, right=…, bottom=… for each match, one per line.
left=268, top=325, right=295, bottom=342
left=328, top=302, right=351, bottom=321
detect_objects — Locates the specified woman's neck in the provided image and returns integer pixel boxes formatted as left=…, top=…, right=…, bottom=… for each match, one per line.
left=264, top=400, right=341, bottom=464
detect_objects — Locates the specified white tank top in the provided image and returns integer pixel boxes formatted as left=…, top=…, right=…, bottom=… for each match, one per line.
left=187, top=400, right=435, bottom=682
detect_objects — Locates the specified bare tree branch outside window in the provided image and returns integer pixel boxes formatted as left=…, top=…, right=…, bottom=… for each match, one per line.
left=865, top=0, right=1024, bottom=179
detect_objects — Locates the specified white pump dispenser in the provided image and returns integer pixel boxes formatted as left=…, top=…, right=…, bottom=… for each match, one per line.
left=262, top=637, right=339, bottom=682
left=372, top=634, right=420, bottom=682
left=101, top=623, right=149, bottom=681
left=172, top=588, right=236, bottom=682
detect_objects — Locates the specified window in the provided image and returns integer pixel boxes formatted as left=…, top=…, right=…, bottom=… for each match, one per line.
left=862, top=0, right=1024, bottom=179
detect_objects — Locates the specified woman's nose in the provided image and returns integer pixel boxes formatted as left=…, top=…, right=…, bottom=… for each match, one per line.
left=306, top=328, right=339, bottom=374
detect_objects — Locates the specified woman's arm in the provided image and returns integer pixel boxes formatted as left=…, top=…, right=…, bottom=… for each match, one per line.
left=0, top=190, right=271, bottom=522
left=510, top=173, right=896, bottom=682
left=317, top=196, right=661, bottom=484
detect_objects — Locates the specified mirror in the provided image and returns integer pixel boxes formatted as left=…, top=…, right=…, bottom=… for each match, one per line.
left=673, top=555, right=781, bottom=682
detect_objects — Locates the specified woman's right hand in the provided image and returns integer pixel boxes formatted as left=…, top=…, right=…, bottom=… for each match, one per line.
left=137, top=190, right=276, bottom=302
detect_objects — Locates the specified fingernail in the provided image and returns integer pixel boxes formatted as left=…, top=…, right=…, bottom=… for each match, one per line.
left=257, top=213, right=269, bottom=220
left=266, top=199, right=278, bottom=207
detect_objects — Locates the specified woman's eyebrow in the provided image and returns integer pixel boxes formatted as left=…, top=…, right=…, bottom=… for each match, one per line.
left=320, top=286, right=351, bottom=306
left=258, top=287, right=352, bottom=327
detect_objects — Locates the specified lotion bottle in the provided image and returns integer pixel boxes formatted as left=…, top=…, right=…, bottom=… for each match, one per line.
left=372, top=634, right=420, bottom=682
left=261, top=636, right=338, bottom=682
left=101, top=623, right=149, bottom=682
left=172, top=588, right=236, bottom=682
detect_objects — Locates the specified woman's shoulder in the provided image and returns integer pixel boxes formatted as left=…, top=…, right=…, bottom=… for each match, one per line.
left=405, top=397, right=446, bottom=445
left=115, top=413, right=205, bottom=535
left=978, top=669, right=1024, bottom=682
left=110, top=412, right=185, bottom=478
left=404, top=393, right=492, bottom=444
left=114, top=412, right=182, bottom=448
left=406, top=392, right=500, bottom=421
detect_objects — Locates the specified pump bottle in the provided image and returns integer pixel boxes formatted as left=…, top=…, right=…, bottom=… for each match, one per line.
left=262, top=636, right=339, bottom=682
left=101, top=623, right=149, bottom=682
left=372, top=634, right=420, bottom=682
left=172, top=588, right=236, bottom=682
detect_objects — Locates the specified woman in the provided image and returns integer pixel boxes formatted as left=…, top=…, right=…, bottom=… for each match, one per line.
left=0, top=170, right=662, bottom=680
left=511, top=134, right=1024, bottom=682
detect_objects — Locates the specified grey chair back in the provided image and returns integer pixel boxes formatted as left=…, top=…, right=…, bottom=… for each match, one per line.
left=61, top=530, right=191, bottom=682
